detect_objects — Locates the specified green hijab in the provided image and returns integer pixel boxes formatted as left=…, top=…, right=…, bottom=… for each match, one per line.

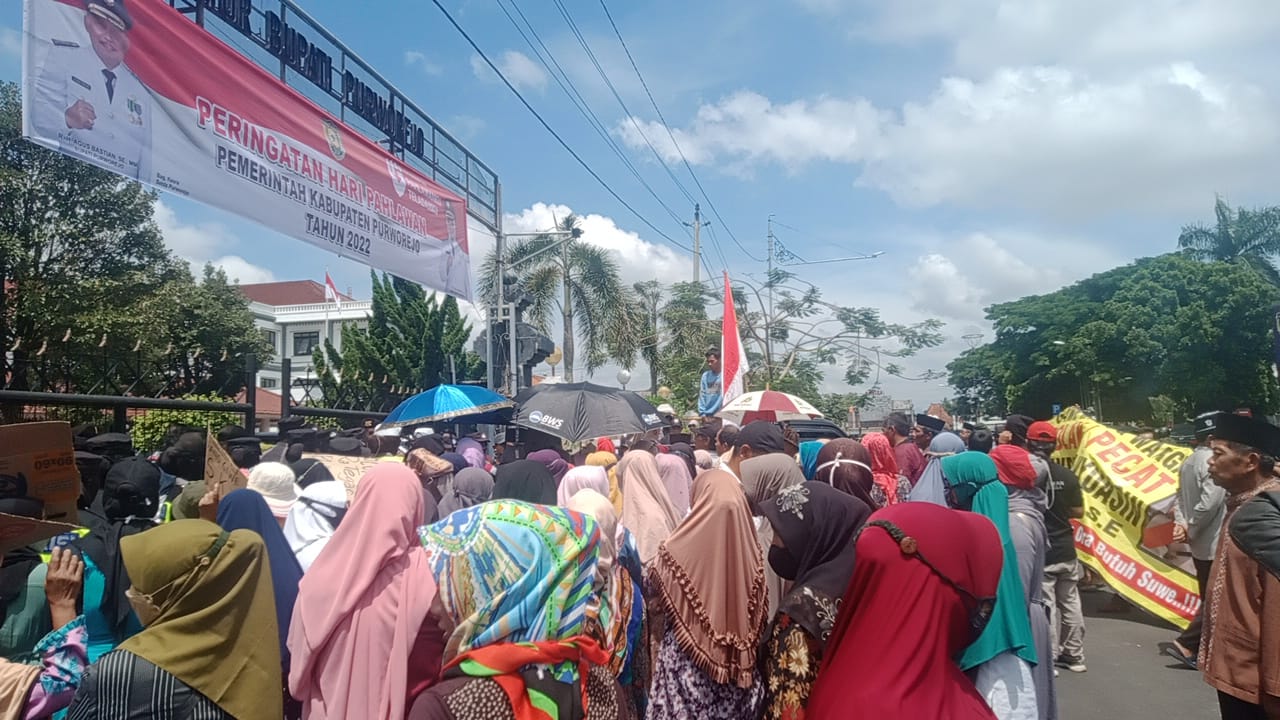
left=940, top=452, right=1037, bottom=670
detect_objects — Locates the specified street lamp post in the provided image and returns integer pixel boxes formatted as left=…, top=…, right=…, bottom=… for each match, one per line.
left=494, top=228, right=582, bottom=395
left=617, top=369, right=631, bottom=391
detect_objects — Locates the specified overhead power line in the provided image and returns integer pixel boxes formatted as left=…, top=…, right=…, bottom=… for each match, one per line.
left=597, top=0, right=763, bottom=264
left=427, top=0, right=693, bottom=254
left=496, top=0, right=692, bottom=231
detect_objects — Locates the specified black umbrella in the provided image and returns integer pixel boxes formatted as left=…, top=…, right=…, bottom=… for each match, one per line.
left=512, top=382, right=667, bottom=442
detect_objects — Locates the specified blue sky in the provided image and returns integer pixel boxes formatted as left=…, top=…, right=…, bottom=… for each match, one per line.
left=6, top=0, right=1280, bottom=410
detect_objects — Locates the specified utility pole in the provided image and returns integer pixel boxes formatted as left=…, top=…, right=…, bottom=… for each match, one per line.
left=684, top=204, right=710, bottom=283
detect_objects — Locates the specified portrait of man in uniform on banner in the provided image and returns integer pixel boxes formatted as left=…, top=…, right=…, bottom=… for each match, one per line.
left=28, top=0, right=152, bottom=181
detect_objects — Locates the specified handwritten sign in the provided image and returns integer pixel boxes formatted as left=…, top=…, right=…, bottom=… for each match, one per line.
left=302, top=453, right=394, bottom=502
left=204, top=430, right=247, bottom=500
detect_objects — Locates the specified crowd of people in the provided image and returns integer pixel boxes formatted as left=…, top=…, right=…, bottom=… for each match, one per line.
left=1, top=403, right=1278, bottom=719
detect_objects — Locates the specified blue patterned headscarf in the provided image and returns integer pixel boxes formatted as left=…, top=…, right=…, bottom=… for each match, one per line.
left=419, top=500, right=601, bottom=659
left=800, top=441, right=824, bottom=481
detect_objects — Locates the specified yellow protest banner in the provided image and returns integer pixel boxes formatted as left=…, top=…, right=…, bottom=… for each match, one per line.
left=1052, top=407, right=1200, bottom=628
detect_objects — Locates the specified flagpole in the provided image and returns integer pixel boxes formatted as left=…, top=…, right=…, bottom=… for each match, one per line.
left=324, top=267, right=331, bottom=353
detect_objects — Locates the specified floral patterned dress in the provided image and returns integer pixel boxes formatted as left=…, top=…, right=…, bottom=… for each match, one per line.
left=644, top=628, right=763, bottom=720
left=759, top=613, right=824, bottom=720
left=18, top=615, right=87, bottom=720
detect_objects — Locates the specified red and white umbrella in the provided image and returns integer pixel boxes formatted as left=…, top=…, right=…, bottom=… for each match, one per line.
left=717, top=390, right=823, bottom=424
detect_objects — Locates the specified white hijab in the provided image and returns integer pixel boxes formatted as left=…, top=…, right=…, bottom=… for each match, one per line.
left=282, top=480, right=348, bottom=572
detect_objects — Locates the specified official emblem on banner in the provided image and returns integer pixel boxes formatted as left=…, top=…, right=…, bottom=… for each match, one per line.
left=386, top=158, right=408, bottom=197
left=322, top=119, right=345, bottom=160
left=126, top=96, right=143, bottom=126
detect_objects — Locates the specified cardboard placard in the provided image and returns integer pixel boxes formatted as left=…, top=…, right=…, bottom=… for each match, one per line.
left=0, top=512, right=78, bottom=554
left=0, top=421, right=80, bottom=523
left=0, top=421, right=81, bottom=550
left=301, top=453, right=395, bottom=502
left=204, top=430, right=247, bottom=500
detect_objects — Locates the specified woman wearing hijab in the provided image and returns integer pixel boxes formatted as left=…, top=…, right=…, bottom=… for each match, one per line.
left=288, top=465, right=441, bottom=720
left=913, top=432, right=968, bottom=507
left=990, top=445, right=1057, bottom=720
left=860, top=433, right=913, bottom=508
left=283, top=481, right=348, bottom=573
left=68, top=520, right=283, bottom=720
left=617, top=450, right=682, bottom=566
left=807, top=503, right=1004, bottom=720
left=655, top=453, right=694, bottom=518
left=436, top=468, right=495, bottom=518
left=409, top=500, right=622, bottom=720
left=585, top=450, right=623, bottom=514
left=290, top=459, right=337, bottom=490
left=941, top=452, right=1039, bottom=720
left=75, top=457, right=159, bottom=663
left=739, top=454, right=807, bottom=616
left=757, top=482, right=871, bottom=719
left=799, top=441, right=824, bottom=481
left=526, top=448, right=571, bottom=485
left=812, top=439, right=875, bottom=508
left=408, top=449, right=457, bottom=524
left=491, top=459, right=558, bottom=505
left=566, top=488, right=647, bottom=710
left=1, top=547, right=86, bottom=720
left=556, top=465, right=611, bottom=506
left=455, top=438, right=487, bottom=471
left=216, top=489, right=304, bottom=658
left=646, top=469, right=768, bottom=719
left=693, top=450, right=717, bottom=474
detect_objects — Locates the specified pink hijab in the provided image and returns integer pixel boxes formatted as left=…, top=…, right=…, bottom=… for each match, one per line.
left=655, top=453, right=693, bottom=517
left=556, top=465, right=610, bottom=506
left=288, top=464, right=438, bottom=720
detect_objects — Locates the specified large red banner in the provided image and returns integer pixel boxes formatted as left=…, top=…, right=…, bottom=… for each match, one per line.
left=22, top=0, right=472, bottom=299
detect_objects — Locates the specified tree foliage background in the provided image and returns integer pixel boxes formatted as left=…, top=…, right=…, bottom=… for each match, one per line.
left=947, top=253, right=1280, bottom=422
left=0, top=81, right=267, bottom=409
left=311, top=272, right=484, bottom=409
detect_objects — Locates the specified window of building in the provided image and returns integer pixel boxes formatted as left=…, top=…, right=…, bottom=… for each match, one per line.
left=261, top=329, right=277, bottom=348
left=293, top=331, right=320, bottom=356
left=259, top=377, right=278, bottom=389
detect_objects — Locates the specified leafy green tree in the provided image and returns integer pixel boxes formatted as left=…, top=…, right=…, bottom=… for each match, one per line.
left=1178, top=195, right=1280, bottom=285
left=129, top=392, right=245, bottom=453
left=732, top=270, right=945, bottom=398
left=0, top=81, right=265, bottom=413
left=948, top=253, right=1280, bottom=421
left=630, top=280, right=664, bottom=392
left=479, top=215, right=632, bottom=381
left=312, top=272, right=484, bottom=410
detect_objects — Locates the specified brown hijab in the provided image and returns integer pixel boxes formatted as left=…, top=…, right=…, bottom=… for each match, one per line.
left=617, top=450, right=681, bottom=565
left=647, top=469, right=768, bottom=688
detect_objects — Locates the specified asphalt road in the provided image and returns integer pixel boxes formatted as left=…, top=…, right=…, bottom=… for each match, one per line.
left=1058, top=588, right=1219, bottom=719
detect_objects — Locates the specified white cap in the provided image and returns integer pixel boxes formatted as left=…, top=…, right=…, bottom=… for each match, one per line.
left=247, top=462, right=301, bottom=519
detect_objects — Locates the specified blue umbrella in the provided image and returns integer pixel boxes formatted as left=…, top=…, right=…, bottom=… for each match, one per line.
left=379, top=384, right=513, bottom=429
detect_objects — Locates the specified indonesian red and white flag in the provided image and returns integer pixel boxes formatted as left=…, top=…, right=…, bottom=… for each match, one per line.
left=323, top=272, right=342, bottom=310
left=721, top=272, right=748, bottom=406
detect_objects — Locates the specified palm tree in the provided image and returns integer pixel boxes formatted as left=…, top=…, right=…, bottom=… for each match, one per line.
left=1178, top=195, right=1280, bottom=285
left=479, top=215, right=631, bottom=381
left=632, top=280, right=664, bottom=392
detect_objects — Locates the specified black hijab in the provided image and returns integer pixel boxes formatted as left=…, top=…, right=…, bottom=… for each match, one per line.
left=76, top=457, right=161, bottom=641
left=759, top=481, right=872, bottom=644
left=668, top=442, right=698, bottom=481
left=290, top=458, right=337, bottom=489
left=491, top=460, right=557, bottom=505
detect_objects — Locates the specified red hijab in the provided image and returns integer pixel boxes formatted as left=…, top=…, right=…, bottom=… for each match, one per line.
left=860, top=432, right=903, bottom=505
left=808, top=503, right=1003, bottom=720
left=989, top=445, right=1037, bottom=490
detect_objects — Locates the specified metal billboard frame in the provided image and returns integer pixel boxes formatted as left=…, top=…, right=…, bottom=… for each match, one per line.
left=166, top=0, right=500, bottom=234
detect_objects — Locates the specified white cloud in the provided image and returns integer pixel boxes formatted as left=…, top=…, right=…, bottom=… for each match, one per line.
left=0, top=27, right=20, bottom=57
left=403, top=50, right=443, bottom=77
left=470, top=51, right=548, bottom=93
left=806, top=0, right=1280, bottom=73
left=501, top=202, right=689, bottom=286
left=152, top=202, right=276, bottom=284
left=620, top=63, right=1280, bottom=218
